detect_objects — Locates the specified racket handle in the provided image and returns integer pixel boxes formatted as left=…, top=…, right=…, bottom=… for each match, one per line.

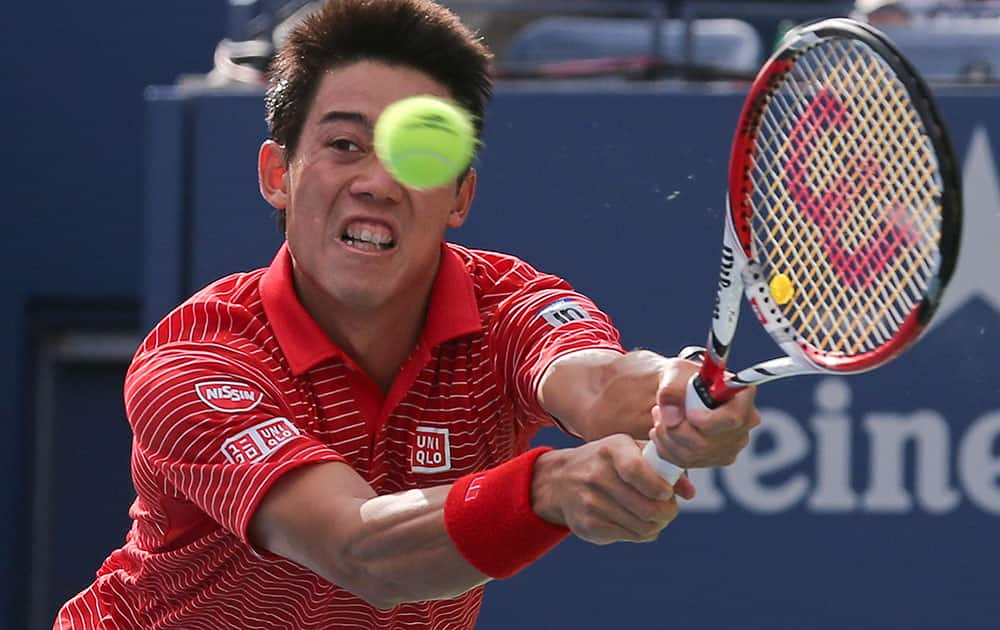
left=642, top=375, right=713, bottom=484
left=685, top=373, right=716, bottom=413
left=641, top=440, right=685, bottom=484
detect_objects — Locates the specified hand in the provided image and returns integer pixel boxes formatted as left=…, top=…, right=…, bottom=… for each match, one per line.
left=647, top=358, right=760, bottom=469
left=529, top=435, right=694, bottom=545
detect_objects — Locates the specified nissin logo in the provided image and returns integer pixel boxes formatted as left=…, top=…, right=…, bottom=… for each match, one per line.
left=195, top=381, right=263, bottom=413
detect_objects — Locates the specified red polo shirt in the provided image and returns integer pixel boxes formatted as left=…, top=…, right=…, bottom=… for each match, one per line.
left=56, top=242, right=624, bottom=629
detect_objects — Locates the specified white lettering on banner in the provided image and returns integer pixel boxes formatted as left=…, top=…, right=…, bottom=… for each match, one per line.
left=959, top=412, right=1000, bottom=513
left=723, top=409, right=810, bottom=513
left=861, top=412, right=959, bottom=513
left=683, top=379, right=1000, bottom=515
left=808, top=380, right=857, bottom=511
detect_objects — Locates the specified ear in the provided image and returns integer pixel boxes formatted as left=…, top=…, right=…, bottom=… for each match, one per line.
left=258, top=140, right=289, bottom=209
left=447, top=168, right=477, bottom=229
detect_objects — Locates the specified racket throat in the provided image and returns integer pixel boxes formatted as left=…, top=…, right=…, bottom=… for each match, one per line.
left=694, top=354, right=742, bottom=409
left=694, top=206, right=750, bottom=408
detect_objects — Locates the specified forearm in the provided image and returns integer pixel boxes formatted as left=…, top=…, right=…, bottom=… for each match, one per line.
left=252, top=454, right=566, bottom=609
left=346, top=487, right=490, bottom=606
left=250, top=464, right=487, bottom=609
left=539, top=349, right=668, bottom=441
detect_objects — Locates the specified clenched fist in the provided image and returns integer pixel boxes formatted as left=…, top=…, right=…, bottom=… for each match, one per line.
left=529, top=434, right=695, bottom=545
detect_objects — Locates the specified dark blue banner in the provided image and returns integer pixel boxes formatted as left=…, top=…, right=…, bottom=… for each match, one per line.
left=144, top=86, right=1000, bottom=629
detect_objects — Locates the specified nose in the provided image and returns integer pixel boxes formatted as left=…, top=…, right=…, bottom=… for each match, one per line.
left=349, top=155, right=404, bottom=203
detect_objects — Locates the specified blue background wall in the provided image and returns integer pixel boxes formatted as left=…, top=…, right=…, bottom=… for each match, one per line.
left=0, top=3, right=225, bottom=627
left=4, top=2, right=1000, bottom=629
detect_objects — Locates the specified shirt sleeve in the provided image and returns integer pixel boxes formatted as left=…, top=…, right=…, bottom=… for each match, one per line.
left=124, top=342, right=346, bottom=547
left=487, top=266, right=625, bottom=430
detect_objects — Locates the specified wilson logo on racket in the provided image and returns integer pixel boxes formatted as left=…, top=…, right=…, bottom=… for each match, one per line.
left=713, top=245, right=736, bottom=321
left=784, top=89, right=916, bottom=289
left=195, top=380, right=263, bottom=413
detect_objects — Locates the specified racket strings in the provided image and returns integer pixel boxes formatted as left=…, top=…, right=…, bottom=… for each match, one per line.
left=748, top=38, right=943, bottom=356
left=795, top=45, right=939, bottom=347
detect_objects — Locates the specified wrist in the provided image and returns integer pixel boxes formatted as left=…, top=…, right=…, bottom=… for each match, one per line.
left=530, top=448, right=567, bottom=526
left=444, top=447, right=570, bottom=579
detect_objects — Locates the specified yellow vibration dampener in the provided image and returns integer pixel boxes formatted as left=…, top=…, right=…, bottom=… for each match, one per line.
left=770, top=273, right=795, bottom=305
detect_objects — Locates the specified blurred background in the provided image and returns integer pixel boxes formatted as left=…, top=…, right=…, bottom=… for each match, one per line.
left=3, top=1, right=999, bottom=628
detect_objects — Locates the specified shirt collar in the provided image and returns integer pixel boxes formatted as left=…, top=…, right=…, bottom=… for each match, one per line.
left=259, top=242, right=482, bottom=376
left=423, top=243, right=483, bottom=349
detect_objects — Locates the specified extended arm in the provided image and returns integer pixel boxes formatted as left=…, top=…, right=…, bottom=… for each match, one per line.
left=248, top=461, right=487, bottom=609
left=249, top=435, right=680, bottom=608
left=537, top=348, right=759, bottom=470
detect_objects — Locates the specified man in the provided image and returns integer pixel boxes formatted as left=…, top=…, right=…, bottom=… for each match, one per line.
left=56, top=1, right=758, bottom=627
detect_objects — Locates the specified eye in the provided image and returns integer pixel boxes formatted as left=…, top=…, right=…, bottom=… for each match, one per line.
left=328, top=138, right=361, bottom=153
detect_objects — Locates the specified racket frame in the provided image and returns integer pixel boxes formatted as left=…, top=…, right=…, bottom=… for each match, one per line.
left=692, top=17, right=963, bottom=407
left=643, top=17, right=962, bottom=483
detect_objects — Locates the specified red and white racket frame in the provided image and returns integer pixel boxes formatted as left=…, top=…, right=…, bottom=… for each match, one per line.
left=642, top=18, right=963, bottom=485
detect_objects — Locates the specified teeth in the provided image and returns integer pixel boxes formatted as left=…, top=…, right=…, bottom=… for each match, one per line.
left=348, top=239, right=383, bottom=251
left=343, top=220, right=395, bottom=251
left=344, top=221, right=393, bottom=246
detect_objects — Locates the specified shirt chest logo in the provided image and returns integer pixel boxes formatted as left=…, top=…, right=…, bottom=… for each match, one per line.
left=411, top=426, right=451, bottom=474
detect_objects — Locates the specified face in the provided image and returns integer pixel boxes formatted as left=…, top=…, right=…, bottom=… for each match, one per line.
left=259, top=61, right=475, bottom=315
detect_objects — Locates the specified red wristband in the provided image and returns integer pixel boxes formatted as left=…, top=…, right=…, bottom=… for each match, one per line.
left=444, top=447, right=570, bottom=579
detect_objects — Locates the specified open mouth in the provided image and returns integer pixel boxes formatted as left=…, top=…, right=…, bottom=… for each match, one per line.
left=341, top=220, right=396, bottom=252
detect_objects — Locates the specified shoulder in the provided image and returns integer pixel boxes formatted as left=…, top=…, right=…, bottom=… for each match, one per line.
left=445, top=243, right=574, bottom=298
left=136, top=268, right=272, bottom=360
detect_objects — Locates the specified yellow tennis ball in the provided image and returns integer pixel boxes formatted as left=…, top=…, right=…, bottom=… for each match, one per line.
left=373, top=95, right=476, bottom=190
left=770, top=273, right=795, bottom=305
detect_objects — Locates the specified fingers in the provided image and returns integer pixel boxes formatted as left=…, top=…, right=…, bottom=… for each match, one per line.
left=608, top=438, right=674, bottom=501
left=673, top=474, right=696, bottom=500
left=687, top=386, right=760, bottom=437
left=558, top=435, right=682, bottom=545
left=651, top=402, right=684, bottom=429
left=648, top=420, right=710, bottom=468
left=573, top=485, right=678, bottom=545
left=648, top=385, right=759, bottom=469
left=655, top=359, right=701, bottom=408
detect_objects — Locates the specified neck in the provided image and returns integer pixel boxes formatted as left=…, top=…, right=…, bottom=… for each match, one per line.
left=294, top=263, right=439, bottom=393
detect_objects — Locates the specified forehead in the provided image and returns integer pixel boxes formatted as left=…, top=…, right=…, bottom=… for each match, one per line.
left=305, top=60, right=454, bottom=126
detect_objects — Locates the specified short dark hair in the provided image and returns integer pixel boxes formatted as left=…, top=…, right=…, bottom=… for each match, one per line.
left=265, top=0, right=493, bottom=159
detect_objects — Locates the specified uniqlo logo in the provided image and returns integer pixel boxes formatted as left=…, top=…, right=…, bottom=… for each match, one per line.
left=255, top=418, right=296, bottom=449
left=222, top=435, right=262, bottom=464
left=411, top=426, right=451, bottom=474
left=220, top=417, right=300, bottom=464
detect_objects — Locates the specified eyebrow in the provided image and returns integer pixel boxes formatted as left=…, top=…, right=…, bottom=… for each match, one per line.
left=317, top=110, right=373, bottom=131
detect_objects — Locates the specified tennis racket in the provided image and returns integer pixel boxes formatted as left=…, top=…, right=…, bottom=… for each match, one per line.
left=643, top=17, right=963, bottom=484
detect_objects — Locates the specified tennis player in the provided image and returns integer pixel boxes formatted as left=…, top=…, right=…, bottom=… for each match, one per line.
left=55, top=1, right=758, bottom=627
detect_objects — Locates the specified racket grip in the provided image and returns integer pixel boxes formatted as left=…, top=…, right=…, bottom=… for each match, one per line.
left=641, top=441, right=685, bottom=484
left=642, top=375, right=713, bottom=484
left=685, top=373, right=715, bottom=413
